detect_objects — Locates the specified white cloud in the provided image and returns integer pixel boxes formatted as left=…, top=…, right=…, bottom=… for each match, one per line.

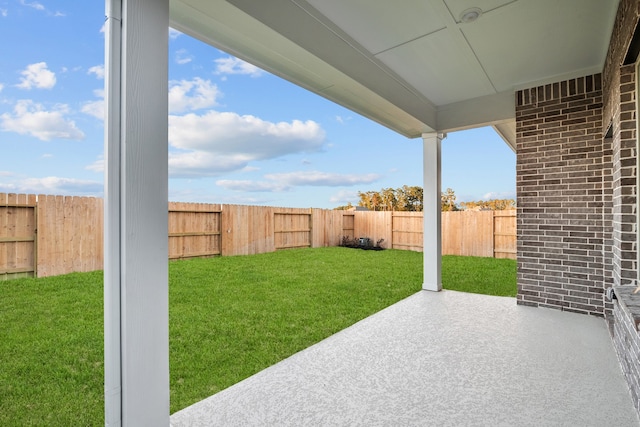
left=86, top=157, right=104, bottom=173
left=329, top=190, right=358, bottom=204
left=168, top=111, right=324, bottom=177
left=88, top=65, right=104, bottom=79
left=169, top=151, right=250, bottom=177
left=264, top=171, right=380, bottom=187
left=1, top=9, right=8, bottom=17
left=82, top=89, right=104, bottom=120
left=175, top=49, right=192, bottom=65
left=0, top=100, right=85, bottom=141
left=19, top=1, right=64, bottom=16
left=216, top=172, right=380, bottom=194
left=214, top=57, right=264, bottom=78
left=20, top=0, right=44, bottom=11
left=216, top=179, right=289, bottom=192
left=0, top=83, right=4, bottom=92
left=16, top=62, right=56, bottom=90
left=169, top=28, right=182, bottom=39
left=480, top=191, right=516, bottom=201
left=0, top=176, right=102, bottom=196
left=169, top=78, right=219, bottom=114
left=0, top=183, right=17, bottom=192
left=82, top=101, right=103, bottom=120
left=169, top=112, right=324, bottom=155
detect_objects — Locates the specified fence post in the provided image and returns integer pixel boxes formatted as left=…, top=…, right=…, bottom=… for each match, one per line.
left=491, top=211, right=496, bottom=258
left=34, top=197, right=38, bottom=278
left=309, top=208, right=313, bottom=248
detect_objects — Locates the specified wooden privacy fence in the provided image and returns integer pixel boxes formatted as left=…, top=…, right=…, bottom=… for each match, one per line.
left=0, top=193, right=104, bottom=280
left=168, top=202, right=222, bottom=260
left=440, top=210, right=516, bottom=259
left=168, top=204, right=345, bottom=259
left=0, top=193, right=37, bottom=280
left=349, top=210, right=516, bottom=259
left=0, top=192, right=516, bottom=280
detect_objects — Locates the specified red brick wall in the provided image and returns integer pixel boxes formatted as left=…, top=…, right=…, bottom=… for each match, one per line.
left=516, top=75, right=609, bottom=316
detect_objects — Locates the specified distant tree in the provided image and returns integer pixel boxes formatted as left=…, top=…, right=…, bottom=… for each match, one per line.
left=333, top=202, right=354, bottom=210
left=489, top=199, right=516, bottom=210
left=346, top=186, right=515, bottom=212
left=441, top=187, right=458, bottom=211
left=356, top=186, right=423, bottom=211
left=460, top=199, right=516, bottom=211
left=380, top=187, right=397, bottom=211
left=396, top=185, right=423, bottom=211
left=370, top=192, right=383, bottom=211
left=357, top=191, right=374, bottom=210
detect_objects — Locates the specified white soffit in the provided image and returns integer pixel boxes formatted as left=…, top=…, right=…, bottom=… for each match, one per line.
left=462, top=0, right=615, bottom=91
left=170, top=0, right=620, bottom=145
left=377, top=28, right=497, bottom=106
left=170, top=0, right=436, bottom=137
left=306, top=0, right=446, bottom=55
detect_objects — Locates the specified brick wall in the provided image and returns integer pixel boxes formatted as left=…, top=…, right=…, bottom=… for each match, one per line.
left=603, top=0, right=639, bottom=130
left=611, top=64, right=638, bottom=293
left=603, top=0, right=640, bottom=298
left=516, top=75, right=609, bottom=316
left=612, top=287, right=640, bottom=416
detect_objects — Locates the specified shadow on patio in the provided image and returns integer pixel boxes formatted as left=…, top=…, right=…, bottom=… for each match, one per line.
left=170, top=290, right=638, bottom=426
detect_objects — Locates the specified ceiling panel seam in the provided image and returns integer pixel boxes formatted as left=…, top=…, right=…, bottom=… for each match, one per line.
left=459, top=30, right=498, bottom=93
left=373, top=27, right=448, bottom=56
left=291, top=0, right=436, bottom=109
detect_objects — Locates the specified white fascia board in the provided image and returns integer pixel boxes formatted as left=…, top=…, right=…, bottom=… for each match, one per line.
left=170, top=0, right=436, bottom=138
left=492, top=122, right=517, bottom=153
left=436, top=90, right=515, bottom=133
left=511, top=65, right=604, bottom=92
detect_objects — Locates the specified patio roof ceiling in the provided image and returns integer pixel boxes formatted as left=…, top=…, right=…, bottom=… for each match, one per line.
left=169, top=0, right=620, bottom=151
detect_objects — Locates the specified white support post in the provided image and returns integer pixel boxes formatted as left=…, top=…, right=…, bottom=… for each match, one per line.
left=104, top=0, right=169, bottom=425
left=422, top=132, right=444, bottom=291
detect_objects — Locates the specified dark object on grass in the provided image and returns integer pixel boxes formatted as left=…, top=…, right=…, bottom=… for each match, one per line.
left=340, top=236, right=385, bottom=251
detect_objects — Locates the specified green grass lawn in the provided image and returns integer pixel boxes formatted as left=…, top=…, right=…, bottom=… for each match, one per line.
left=0, top=247, right=515, bottom=425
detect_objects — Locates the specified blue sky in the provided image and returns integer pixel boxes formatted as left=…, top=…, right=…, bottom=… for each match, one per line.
left=0, top=1, right=515, bottom=209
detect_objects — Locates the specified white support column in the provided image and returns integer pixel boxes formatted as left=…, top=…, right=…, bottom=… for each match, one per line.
left=104, top=0, right=169, bottom=425
left=422, top=132, right=444, bottom=292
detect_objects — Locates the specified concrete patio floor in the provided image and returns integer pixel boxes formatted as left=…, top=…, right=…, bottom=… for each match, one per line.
left=170, top=290, right=639, bottom=426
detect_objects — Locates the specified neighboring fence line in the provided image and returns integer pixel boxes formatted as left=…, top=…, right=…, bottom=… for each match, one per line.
left=0, top=192, right=516, bottom=280
left=168, top=203, right=346, bottom=259
left=351, top=210, right=516, bottom=258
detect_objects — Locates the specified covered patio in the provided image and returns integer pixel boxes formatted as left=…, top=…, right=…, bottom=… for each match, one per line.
left=170, top=290, right=638, bottom=426
left=104, top=0, right=640, bottom=425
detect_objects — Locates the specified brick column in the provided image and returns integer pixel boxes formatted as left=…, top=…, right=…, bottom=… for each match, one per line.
left=516, top=75, right=611, bottom=316
left=611, top=64, right=638, bottom=290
